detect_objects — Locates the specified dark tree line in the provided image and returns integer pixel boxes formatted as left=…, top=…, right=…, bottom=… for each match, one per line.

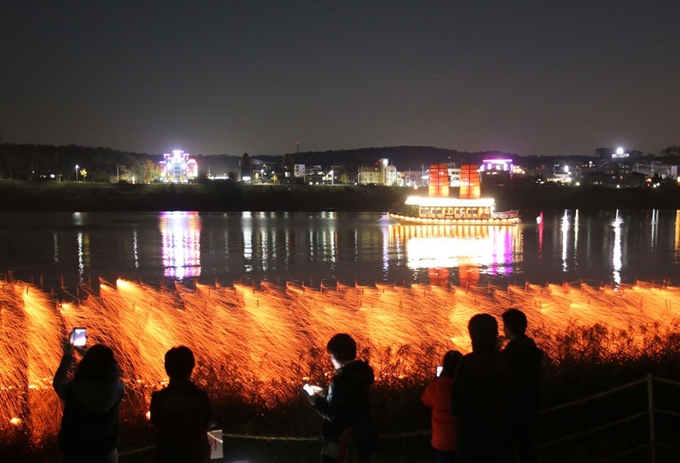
left=0, top=144, right=160, bottom=182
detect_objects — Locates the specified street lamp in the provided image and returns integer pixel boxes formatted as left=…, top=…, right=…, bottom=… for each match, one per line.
left=75, top=164, right=79, bottom=182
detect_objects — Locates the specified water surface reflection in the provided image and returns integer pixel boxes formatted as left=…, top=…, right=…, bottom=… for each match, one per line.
left=0, top=210, right=679, bottom=290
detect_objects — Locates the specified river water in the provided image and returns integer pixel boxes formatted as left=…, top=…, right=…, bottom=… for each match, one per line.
left=1, top=209, right=679, bottom=291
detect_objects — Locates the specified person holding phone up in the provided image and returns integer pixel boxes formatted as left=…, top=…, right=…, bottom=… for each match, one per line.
left=53, top=334, right=124, bottom=463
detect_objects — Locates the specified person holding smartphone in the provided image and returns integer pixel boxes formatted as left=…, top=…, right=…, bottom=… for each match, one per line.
left=53, top=335, right=124, bottom=463
left=422, top=350, right=463, bottom=463
left=307, top=333, right=379, bottom=463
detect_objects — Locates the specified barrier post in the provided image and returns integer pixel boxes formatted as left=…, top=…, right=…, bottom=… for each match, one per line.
left=647, top=374, right=656, bottom=463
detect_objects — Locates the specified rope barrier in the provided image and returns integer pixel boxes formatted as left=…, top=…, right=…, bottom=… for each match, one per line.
left=650, top=376, right=680, bottom=387
left=540, top=377, right=647, bottom=414
left=589, top=443, right=650, bottom=463
left=119, top=445, right=153, bottom=457
left=118, top=375, right=680, bottom=460
left=654, top=408, right=680, bottom=419
left=222, top=429, right=431, bottom=441
left=535, top=411, right=648, bottom=448
left=656, top=442, right=680, bottom=451
left=222, top=433, right=316, bottom=442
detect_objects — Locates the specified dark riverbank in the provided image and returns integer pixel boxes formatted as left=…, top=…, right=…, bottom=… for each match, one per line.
left=1, top=180, right=679, bottom=212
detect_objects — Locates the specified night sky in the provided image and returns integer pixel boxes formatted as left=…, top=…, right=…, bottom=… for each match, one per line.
left=2, top=1, right=679, bottom=157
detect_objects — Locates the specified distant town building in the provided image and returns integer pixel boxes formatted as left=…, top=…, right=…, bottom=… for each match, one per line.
left=448, top=166, right=461, bottom=187
left=358, top=158, right=397, bottom=185
left=160, top=150, right=198, bottom=183
left=240, top=152, right=253, bottom=182
left=611, top=147, right=630, bottom=160
left=480, top=159, right=513, bottom=185
left=632, top=161, right=677, bottom=180
left=293, top=164, right=306, bottom=178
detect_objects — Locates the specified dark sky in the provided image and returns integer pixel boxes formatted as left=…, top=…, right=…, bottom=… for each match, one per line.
left=2, top=1, right=679, bottom=157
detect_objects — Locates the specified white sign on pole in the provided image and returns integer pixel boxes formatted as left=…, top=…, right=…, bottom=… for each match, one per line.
left=208, top=429, right=223, bottom=460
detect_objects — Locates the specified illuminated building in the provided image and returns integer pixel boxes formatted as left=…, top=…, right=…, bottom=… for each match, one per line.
left=159, top=150, right=198, bottom=183
left=480, top=158, right=513, bottom=185
left=358, top=158, right=397, bottom=185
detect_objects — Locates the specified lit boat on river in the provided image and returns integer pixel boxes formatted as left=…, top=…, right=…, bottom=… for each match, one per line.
left=389, top=196, right=520, bottom=225
left=389, top=163, right=519, bottom=225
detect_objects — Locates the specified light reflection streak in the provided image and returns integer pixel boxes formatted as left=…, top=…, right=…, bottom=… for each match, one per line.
left=382, top=226, right=389, bottom=279
left=675, top=211, right=680, bottom=264
left=77, top=232, right=84, bottom=282
left=561, top=210, right=569, bottom=273
left=612, top=211, right=623, bottom=286
left=53, top=233, right=59, bottom=263
left=76, top=232, right=90, bottom=282
left=538, top=212, right=544, bottom=258
left=242, top=212, right=253, bottom=272
left=133, top=229, right=139, bottom=269
left=261, top=229, right=269, bottom=271
left=573, top=210, right=579, bottom=264
left=159, top=211, right=201, bottom=279
left=354, top=230, right=359, bottom=262
left=650, top=209, right=658, bottom=251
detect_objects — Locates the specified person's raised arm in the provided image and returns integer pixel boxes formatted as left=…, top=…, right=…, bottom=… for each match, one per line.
left=53, top=343, right=75, bottom=400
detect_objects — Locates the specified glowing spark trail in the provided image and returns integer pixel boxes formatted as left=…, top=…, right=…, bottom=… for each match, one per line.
left=1, top=278, right=679, bottom=443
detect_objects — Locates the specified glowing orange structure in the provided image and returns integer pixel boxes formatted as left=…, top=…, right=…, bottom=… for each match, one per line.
left=459, top=164, right=481, bottom=199
left=1, top=278, right=679, bottom=444
left=390, top=164, right=519, bottom=225
left=428, top=164, right=450, bottom=198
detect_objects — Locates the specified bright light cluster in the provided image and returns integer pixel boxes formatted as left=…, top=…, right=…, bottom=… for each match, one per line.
left=159, top=150, right=198, bottom=183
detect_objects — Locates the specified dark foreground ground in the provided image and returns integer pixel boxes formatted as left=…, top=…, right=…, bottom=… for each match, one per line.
left=5, top=370, right=680, bottom=463
left=1, top=180, right=679, bottom=212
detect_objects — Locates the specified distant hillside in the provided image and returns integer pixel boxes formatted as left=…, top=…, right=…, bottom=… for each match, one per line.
left=0, top=143, right=242, bottom=180
left=1, top=143, right=614, bottom=181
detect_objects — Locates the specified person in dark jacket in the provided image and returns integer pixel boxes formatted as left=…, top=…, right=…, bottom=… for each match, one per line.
left=501, top=309, right=543, bottom=463
left=53, top=343, right=125, bottom=463
left=450, top=314, right=511, bottom=463
left=309, top=333, right=378, bottom=463
left=422, top=350, right=463, bottom=463
left=150, top=346, right=216, bottom=463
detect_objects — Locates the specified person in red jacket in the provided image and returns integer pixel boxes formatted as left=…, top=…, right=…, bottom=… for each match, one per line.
left=422, top=350, right=463, bottom=463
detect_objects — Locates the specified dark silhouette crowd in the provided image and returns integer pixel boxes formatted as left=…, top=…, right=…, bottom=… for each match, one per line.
left=53, top=342, right=214, bottom=463
left=52, top=308, right=541, bottom=463
left=422, top=309, right=544, bottom=463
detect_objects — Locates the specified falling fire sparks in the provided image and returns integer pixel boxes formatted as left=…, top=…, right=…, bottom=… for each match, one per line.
left=0, top=278, right=679, bottom=443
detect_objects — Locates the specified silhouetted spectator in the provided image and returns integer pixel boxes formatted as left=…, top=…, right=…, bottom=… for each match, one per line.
left=501, top=309, right=543, bottom=463
left=450, top=314, right=511, bottom=463
left=53, top=343, right=125, bottom=463
left=308, top=333, right=379, bottom=463
left=422, top=350, right=463, bottom=463
left=150, top=346, right=216, bottom=463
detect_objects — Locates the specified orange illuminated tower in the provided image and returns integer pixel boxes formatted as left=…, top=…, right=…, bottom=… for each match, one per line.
left=459, top=165, right=481, bottom=199
left=428, top=164, right=449, bottom=197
